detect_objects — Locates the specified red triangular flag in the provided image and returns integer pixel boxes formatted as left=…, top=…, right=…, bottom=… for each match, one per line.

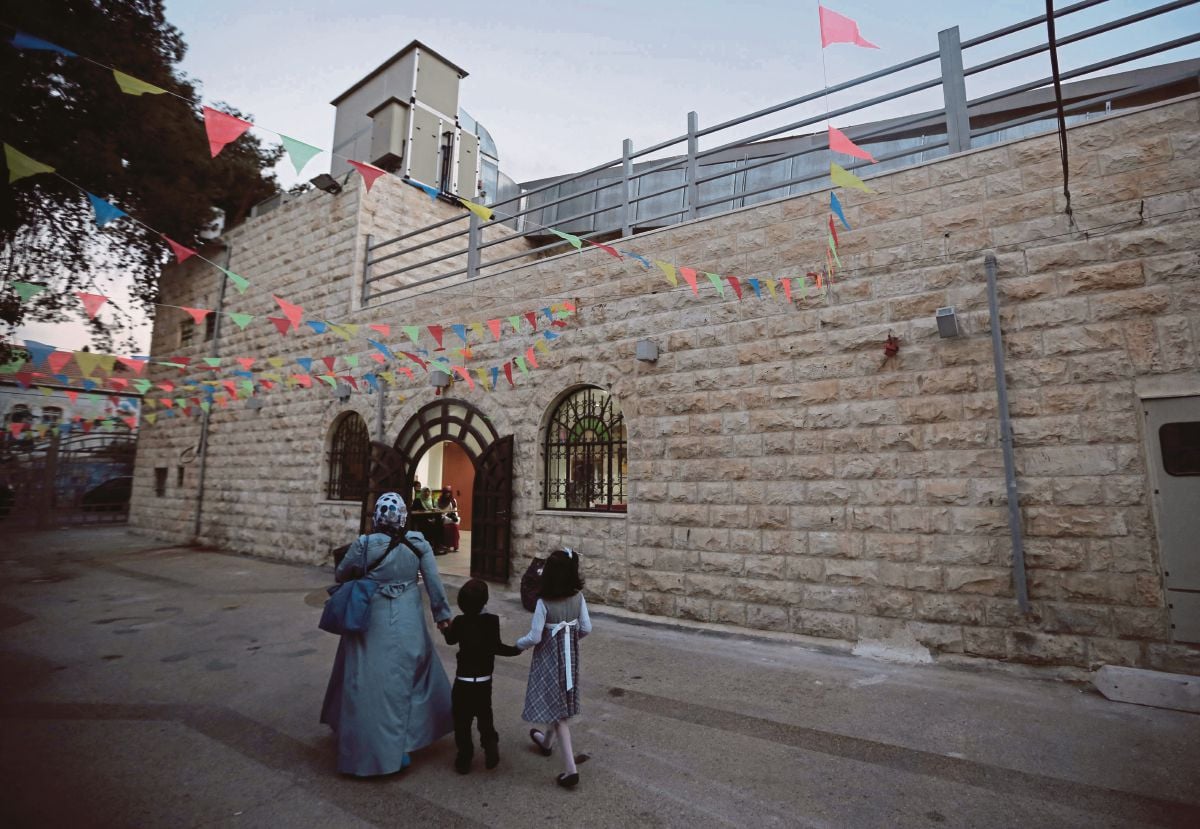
left=585, top=239, right=622, bottom=259
left=236, top=357, right=255, bottom=371
left=487, top=319, right=502, bottom=341
left=782, top=277, right=793, bottom=303
left=525, top=347, right=539, bottom=369
left=268, top=316, right=291, bottom=335
left=322, top=356, right=337, bottom=373
left=342, top=375, right=359, bottom=391
left=203, top=106, right=253, bottom=157
left=272, top=295, right=304, bottom=330
left=524, top=311, right=537, bottom=331
left=123, top=416, right=138, bottom=431
left=678, top=267, right=699, bottom=295
left=818, top=5, right=878, bottom=48
left=369, top=323, right=390, bottom=337
left=181, top=306, right=210, bottom=324
left=109, top=378, right=129, bottom=390
left=162, top=235, right=198, bottom=263
left=828, top=126, right=876, bottom=162
left=503, top=361, right=514, bottom=387
left=48, top=351, right=73, bottom=374
left=828, top=215, right=839, bottom=247
left=348, top=160, right=387, bottom=192
left=77, top=292, right=108, bottom=319
left=725, top=275, right=743, bottom=300
left=9, top=422, right=28, bottom=437
left=116, top=356, right=146, bottom=374
left=66, top=390, right=79, bottom=403
left=427, top=325, right=444, bottom=348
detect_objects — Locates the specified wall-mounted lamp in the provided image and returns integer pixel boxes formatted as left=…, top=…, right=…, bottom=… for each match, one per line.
left=635, top=339, right=659, bottom=362
left=430, top=371, right=451, bottom=389
left=333, top=382, right=351, bottom=403
left=935, top=306, right=960, bottom=338
left=246, top=396, right=264, bottom=411
left=310, top=173, right=342, bottom=195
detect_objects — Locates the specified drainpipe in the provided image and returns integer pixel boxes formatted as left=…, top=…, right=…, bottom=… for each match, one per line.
left=985, top=252, right=1030, bottom=613
left=191, top=239, right=232, bottom=543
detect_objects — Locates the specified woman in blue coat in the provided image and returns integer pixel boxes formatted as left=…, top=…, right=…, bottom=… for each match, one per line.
left=320, top=492, right=454, bottom=776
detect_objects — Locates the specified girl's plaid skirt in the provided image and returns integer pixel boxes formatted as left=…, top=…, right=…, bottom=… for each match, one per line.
left=521, top=625, right=581, bottom=723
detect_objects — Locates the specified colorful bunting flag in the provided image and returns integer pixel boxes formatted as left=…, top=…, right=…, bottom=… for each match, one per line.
left=828, top=215, right=840, bottom=248
left=203, top=106, right=253, bottom=157
left=85, top=192, right=128, bottom=227
left=163, top=235, right=198, bottom=263
left=507, top=315, right=522, bottom=334
left=272, top=295, right=304, bottom=330
left=22, top=340, right=55, bottom=367
left=181, top=306, right=210, bottom=324
left=279, top=134, right=322, bottom=175
left=48, top=351, right=73, bottom=374
left=11, top=32, right=77, bottom=56
left=403, top=325, right=420, bottom=344
left=11, top=281, right=46, bottom=302
left=550, top=229, right=583, bottom=250
left=725, top=275, right=743, bottom=300
left=830, top=162, right=874, bottom=194
left=112, top=70, right=166, bottom=96
left=828, top=125, right=876, bottom=162
left=451, top=323, right=468, bottom=343
left=221, top=268, right=249, bottom=293
left=77, top=292, right=108, bottom=319
left=655, top=260, right=678, bottom=287
left=74, top=351, right=102, bottom=376
left=428, top=325, right=444, bottom=349
left=348, top=159, right=387, bottom=192
left=369, top=323, right=390, bottom=337
left=229, top=312, right=254, bottom=330
left=406, top=178, right=440, bottom=200
left=460, top=199, right=494, bottom=222
left=782, top=278, right=793, bottom=303
left=748, top=278, right=762, bottom=298
left=586, top=239, right=622, bottom=259
left=678, top=267, right=699, bottom=294
left=268, top=317, right=291, bottom=336
left=818, top=5, right=879, bottom=49
left=623, top=250, right=652, bottom=269
left=705, top=272, right=725, bottom=297
left=4, top=144, right=55, bottom=183
left=831, top=191, right=851, bottom=230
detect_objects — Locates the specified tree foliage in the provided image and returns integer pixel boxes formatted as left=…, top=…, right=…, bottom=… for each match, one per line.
left=1, top=0, right=281, bottom=353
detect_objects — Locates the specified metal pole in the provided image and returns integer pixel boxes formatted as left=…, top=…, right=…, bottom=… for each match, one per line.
left=361, top=233, right=373, bottom=306
left=938, top=26, right=972, bottom=154
left=466, top=214, right=480, bottom=279
left=985, top=252, right=1030, bottom=612
left=621, top=138, right=634, bottom=237
left=191, top=240, right=233, bottom=543
left=685, top=111, right=699, bottom=220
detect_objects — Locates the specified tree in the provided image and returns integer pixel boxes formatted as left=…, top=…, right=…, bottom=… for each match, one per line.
left=0, top=0, right=281, bottom=354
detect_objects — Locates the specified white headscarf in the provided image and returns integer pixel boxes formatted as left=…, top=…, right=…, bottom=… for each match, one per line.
left=373, top=492, right=408, bottom=530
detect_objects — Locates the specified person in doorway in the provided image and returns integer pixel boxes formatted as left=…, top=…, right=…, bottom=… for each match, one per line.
left=319, top=492, right=454, bottom=776
left=438, top=485, right=461, bottom=552
left=441, top=578, right=523, bottom=773
left=518, top=548, right=592, bottom=788
left=412, top=486, right=444, bottom=551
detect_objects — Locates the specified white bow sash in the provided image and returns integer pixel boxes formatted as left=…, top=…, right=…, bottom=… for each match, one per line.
left=548, top=620, right=579, bottom=691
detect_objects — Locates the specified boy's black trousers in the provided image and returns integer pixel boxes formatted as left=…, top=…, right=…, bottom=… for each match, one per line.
left=452, top=679, right=498, bottom=756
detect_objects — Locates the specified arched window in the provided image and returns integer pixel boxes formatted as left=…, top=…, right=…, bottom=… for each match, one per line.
left=326, top=413, right=369, bottom=501
left=544, top=386, right=627, bottom=512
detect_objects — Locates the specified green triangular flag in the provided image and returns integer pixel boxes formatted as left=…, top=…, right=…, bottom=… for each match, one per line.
left=515, top=356, right=529, bottom=375
left=239, top=380, right=254, bottom=395
left=549, top=229, right=582, bottom=250
left=228, top=312, right=254, bottom=330
left=203, top=357, right=221, bottom=367
left=133, top=379, right=152, bottom=394
left=1, top=356, right=26, bottom=373
left=174, top=398, right=186, bottom=409
left=403, top=325, right=420, bottom=344
left=830, top=162, right=874, bottom=194
left=318, top=375, right=338, bottom=387
left=12, top=281, right=47, bottom=302
left=280, top=135, right=322, bottom=176
left=221, top=268, right=249, bottom=294
left=112, top=69, right=167, bottom=96
left=199, top=401, right=211, bottom=413
left=705, top=272, right=725, bottom=297
left=4, top=144, right=55, bottom=183
left=343, top=355, right=359, bottom=368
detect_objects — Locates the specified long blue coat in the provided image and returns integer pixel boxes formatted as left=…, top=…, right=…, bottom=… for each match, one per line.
left=320, top=530, right=454, bottom=776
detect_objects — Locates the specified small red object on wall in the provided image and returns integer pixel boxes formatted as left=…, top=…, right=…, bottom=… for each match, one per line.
left=884, top=334, right=900, bottom=358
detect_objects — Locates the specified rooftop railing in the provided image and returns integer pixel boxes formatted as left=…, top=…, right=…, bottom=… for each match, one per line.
left=362, top=0, right=1200, bottom=307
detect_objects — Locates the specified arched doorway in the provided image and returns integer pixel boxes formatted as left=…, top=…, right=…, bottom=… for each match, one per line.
left=361, top=398, right=513, bottom=582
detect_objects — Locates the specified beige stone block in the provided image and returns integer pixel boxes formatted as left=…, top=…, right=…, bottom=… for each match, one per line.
left=1097, top=137, right=1174, bottom=175
left=945, top=566, right=1012, bottom=596
left=825, top=559, right=880, bottom=586
left=914, top=593, right=986, bottom=624
left=963, top=627, right=1008, bottom=658
left=1058, top=261, right=1145, bottom=295
left=1111, top=606, right=1170, bottom=640
left=1025, top=506, right=1128, bottom=538
left=786, top=556, right=825, bottom=582
left=909, top=621, right=965, bottom=653
left=1006, top=630, right=1087, bottom=667
left=792, top=609, right=857, bottom=640
left=1143, top=250, right=1200, bottom=284
left=677, top=597, right=712, bottom=623
left=735, top=578, right=801, bottom=606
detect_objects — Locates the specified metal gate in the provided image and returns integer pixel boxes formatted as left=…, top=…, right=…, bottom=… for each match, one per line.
left=0, top=430, right=136, bottom=528
left=1144, top=395, right=1200, bottom=644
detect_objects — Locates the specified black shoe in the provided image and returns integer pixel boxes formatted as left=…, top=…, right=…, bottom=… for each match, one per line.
left=484, top=744, right=500, bottom=769
left=530, top=729, right=552, bottom=757
left=455, top=754, right=471, bottom=774
left=556, top=772, right=579, bottom=788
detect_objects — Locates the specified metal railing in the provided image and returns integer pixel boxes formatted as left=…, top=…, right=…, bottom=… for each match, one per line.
left=362, top=0, right=1200, bottom=306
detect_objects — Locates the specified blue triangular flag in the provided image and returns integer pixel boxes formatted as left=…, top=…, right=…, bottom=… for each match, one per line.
left=831, top=191, right=851, bottom=231
left=305, top=320, right=329, bottom=334
left=54, top=373, right=70, bottom=384
left=490, top=366, right=500, bottom=388
left=12, top=32, right=77, bottom=57
left=451, top=323, right=468, bottom=343
left=621, top=250, right=652, bottom=269
left=22, top=339, right=55, bottom=367
left=82, top=379, right=96, bottom=391
left=85, top=192, right=128, bottom=227
left=543, top=330, right=559, bottom=340
left=541, top=307, right=554, bottom=321
left=405, top=178, right=440, bottom=200
left=747, top=278, right=762, bottom=298
left=364, top=373, right=379, bottom=390
left=297, top=357, right=314, bottom=373
left=367, top=339, right=394, bottom=360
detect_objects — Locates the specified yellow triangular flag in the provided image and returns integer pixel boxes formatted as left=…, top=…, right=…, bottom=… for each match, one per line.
left=461, top=200, right=494, bottom=222
left=830, top=162, right=874, bottom=194
left=4, top=144, right=55, bottom=183
left=113, top=70, right=167, bottom=96
left=655, top=260, right=678, bottom=287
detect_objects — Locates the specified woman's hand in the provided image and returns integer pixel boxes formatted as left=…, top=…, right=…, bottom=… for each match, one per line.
left=436, top=619, right=451, bottom=631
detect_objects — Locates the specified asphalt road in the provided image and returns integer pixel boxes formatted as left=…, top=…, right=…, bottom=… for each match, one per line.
left=1, top=527, right=1198, bottom=828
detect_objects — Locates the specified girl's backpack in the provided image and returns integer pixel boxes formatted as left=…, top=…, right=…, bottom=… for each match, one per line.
left=520, top=556, right=546, bottom=612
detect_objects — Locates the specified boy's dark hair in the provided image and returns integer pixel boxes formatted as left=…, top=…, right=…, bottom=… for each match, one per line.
left=458, top=578, right=489, bottom=614
left=538, top=549, right=584, bottom=600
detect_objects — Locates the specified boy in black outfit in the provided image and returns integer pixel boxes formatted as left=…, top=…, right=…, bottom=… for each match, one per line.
left=441, top=578, right=522, bottom=773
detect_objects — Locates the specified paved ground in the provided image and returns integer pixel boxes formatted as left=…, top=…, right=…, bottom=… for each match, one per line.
left=1, top=528, right=1198, bottom=828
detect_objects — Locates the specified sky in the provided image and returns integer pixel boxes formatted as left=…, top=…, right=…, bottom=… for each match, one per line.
left=14, top=0, right=1200, bottom=353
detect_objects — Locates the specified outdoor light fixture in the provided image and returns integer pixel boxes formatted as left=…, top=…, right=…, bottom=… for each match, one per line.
left=935, top=306, right=960, bottom=338
left=430, top=371, right=451, bottom=388
left=333, top=382, right=351, bottom=402
left=246, top=396, right=264, bottom=411
left=310, top=173, right=342, bottom=195
left=635, top=339, right=659, bottom=362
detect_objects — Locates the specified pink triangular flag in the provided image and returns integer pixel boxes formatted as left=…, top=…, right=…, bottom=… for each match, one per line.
left=525, top=347, right=539, bottom=369
left=48, top=351, right=73, bottom=374
left=272, top=295, right=304, bottom=330
left=237, top=357, right=255, bottom=371
left=66, top=390, right=79, bottom=403
left=123, top=416, right=138, bottom=430
left=487, top=319, right=502, bottom=341
left=116, top=356, right=146, bottom=375
left=585, top=239, right=622, bottom=259
left=819, top=5, right=878, bottom=49
left=828, top=126, right=876, bottom=162
left=77, top=292, right=108, bottom=319
left=9, top=422, right=27, bottom=438
left=348, top=160, right=387, bottom=192
left=181, top=306, right=210, bottom=324
left=268, top=316, right=291, bottom=336
left=369, top=323, right=390, bottom=337
left=678, top=267, right=700, bottom=295
left=203, top=106, right=253, bottom=157
left=163, top=235, right=198, bottom=263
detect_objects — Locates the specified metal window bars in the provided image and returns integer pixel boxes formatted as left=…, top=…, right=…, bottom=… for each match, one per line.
left=361, top=0, right=1200, bottom=307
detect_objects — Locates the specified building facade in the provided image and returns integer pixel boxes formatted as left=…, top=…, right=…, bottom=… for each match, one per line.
left=130, top=92, right=1200, bottom=676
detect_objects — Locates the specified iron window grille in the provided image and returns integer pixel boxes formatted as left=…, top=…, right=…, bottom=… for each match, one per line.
left=327, top=413, right=369, bottom=501
left=544, top=386, right=627, bottom=512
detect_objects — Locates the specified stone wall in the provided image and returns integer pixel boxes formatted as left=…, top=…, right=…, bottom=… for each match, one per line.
left=131, top=94, right=1200, bottom=674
